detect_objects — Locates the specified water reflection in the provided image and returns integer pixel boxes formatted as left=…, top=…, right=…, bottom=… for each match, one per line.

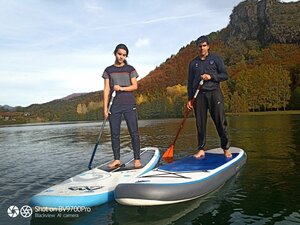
left=1, top=114, right=300, bottom=225
left=30, top=177, right=240, bottom=225
left=228, top=114, right=300, bottom=225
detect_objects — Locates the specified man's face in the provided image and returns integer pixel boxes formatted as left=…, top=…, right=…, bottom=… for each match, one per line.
left=198, top=42, right=209, bottom=57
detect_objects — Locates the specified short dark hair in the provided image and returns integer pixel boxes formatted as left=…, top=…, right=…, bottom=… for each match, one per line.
left=195, top=36, right=209, bottom=46
left=114, top=44, right=129, bottom=56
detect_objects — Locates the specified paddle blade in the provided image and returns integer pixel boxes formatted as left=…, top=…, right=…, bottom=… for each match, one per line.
left=162, top=145, right=174, bottom=163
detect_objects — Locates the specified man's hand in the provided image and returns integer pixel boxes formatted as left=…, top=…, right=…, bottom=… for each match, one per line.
left=186, top=100, right=194, bottom=110
left=201, top=73, right=211, bottom=81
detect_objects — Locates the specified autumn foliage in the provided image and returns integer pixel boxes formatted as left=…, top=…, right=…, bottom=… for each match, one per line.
left=3, top=0, right=299, bottom=124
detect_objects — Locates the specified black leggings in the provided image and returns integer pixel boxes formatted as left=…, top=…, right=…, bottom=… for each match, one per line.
left=109, top=104, right=140, bottom=160
left=194, top=88, right=230, bottom=150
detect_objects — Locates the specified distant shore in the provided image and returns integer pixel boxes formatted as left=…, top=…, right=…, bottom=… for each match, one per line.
left=0, top=120, right=98, bottom=127
left=1, top=110, right=300, bottom=127
left=227, top=110, right=300, bottom=116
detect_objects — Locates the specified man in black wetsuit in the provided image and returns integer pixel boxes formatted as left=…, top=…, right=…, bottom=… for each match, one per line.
left=187, top=35, right=232, bottom=158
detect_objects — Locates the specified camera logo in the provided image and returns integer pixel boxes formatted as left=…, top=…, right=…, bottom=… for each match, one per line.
left=7, top=206, right=19, bottom=218
left=7, top=205, right=33, bottom=218
left=20, top=205, right=33, bottom=218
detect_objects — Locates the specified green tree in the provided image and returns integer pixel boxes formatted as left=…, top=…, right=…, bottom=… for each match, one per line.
left=234, top=64, right=291, bottom=112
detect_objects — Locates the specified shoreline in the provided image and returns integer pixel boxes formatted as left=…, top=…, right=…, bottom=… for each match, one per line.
left=1, top=110, right=300, bottom=127
left=227, top=110, right=300, bottom=116
left=0, top=120, right=99, bottom=128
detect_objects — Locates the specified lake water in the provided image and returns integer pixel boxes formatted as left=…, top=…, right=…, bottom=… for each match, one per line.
left=0, top=114, right=300, bottom=225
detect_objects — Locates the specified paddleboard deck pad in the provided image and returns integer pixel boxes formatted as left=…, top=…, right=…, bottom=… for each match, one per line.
left=29, top=147, right=160, bottom=208
left=114, top=147, right=246, bottom=206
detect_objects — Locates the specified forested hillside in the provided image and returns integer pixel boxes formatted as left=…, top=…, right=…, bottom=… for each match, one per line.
left=2, top=0, right=299, bottom=124
left=136, top=41, right=299, bottom=117
left=136, top=0, right=300, bottom=117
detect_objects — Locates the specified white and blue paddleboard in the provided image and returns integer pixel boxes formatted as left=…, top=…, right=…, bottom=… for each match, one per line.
left=30, top=147, right=160, bottom=208
left=115, top=147, right=246, bottom=206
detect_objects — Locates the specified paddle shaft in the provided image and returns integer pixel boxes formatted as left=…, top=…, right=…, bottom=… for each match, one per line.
left=170, top=80, right=204, bottom=147
left=88, top=91, right=116, bottom=170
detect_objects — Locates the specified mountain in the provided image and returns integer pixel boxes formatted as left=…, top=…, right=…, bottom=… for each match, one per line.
left=135, top=0, right=300, bottom=115
left=0, top=105, right=15, bottom=112
left=224, top=0, right=300, bottom=45
left=23, top=90, right=102, bottom=122
left=3, top=0, right=299, bottom=124
left=138, top=0, right=300, bottom=93
left=59, top=93, right=88, bottom=101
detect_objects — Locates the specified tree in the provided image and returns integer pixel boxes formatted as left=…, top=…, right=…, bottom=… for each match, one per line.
left=234, top=64, right=291, bottom=112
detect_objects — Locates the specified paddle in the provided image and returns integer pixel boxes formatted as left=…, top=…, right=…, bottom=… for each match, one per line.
left=88, top=91, right=116, bottom=170
left=162, top=80, right=204, bottom=163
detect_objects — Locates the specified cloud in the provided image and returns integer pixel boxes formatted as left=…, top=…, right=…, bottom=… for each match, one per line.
left=140, top=12, right=204, bottom=24
left=0, top=0, right=247, bottom=106
left=84, top=1, right=104, bottom=15
left=91, top=12, right=208, bottom=32
left=135, top=38, right=151, bottom=48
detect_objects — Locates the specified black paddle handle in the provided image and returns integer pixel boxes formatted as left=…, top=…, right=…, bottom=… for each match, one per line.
left=88, top=91, right=116, bottom=170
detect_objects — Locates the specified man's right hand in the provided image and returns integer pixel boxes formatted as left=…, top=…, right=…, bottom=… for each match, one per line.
left=186, top=100, right=194, bottom=110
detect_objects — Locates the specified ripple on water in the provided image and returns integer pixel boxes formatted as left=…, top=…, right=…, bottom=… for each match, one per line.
left=0, top=117, right=300, bottom=225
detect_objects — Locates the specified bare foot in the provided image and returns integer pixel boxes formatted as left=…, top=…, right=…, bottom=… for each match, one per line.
left=194, top=149, right=205, bottom=158
left=108, top=160, right=121, bottom=169
left=224, top=149, right=232, bottom=158
left=134, top=159, right=142, bottom=169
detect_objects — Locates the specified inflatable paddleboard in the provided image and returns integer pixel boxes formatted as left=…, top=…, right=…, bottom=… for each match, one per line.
left=30, top=147, right=160, bottom=208
left=115, top=147, right=246, bottom=206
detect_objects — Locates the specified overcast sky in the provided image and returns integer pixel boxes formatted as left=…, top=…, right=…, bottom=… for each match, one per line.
left=0, top=0, right=296, bottom=107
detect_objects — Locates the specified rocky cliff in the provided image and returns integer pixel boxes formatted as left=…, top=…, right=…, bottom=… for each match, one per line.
left=12, top=0, right=300, bottom=123
left=225, top=0, right=300, bottom=45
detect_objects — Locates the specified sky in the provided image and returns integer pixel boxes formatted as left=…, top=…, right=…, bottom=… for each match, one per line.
left=0, top=0, right=297, bottom=107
